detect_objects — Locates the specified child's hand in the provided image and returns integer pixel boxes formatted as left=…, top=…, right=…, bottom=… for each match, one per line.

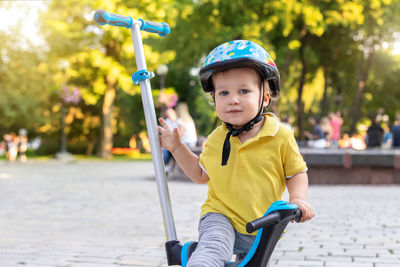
left=158, top=118, right=182, bottom=152
left=290, top=198, right=314, bottom=223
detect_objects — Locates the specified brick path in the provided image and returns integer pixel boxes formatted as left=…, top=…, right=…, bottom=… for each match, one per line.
left=0, top=160, right=399, bottom=266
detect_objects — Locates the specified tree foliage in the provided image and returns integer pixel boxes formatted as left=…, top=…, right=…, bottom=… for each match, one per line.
left=1, top=0, right=400, bottom=155
left=0, top=27, right=53, bottom=135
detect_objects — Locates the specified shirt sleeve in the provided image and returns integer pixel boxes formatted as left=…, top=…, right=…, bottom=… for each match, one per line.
left=199, top=137, right=210, bottom=176
left=199, top=127, right=221, bottom=176
left=283, top=131, right=308, bottom=178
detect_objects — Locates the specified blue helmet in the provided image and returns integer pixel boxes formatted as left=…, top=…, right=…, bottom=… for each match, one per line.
left=199, top=40, right=280, bottom=98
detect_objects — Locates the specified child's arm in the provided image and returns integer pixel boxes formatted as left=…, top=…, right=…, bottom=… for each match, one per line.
left=158, top=118, right=209, bottom=184
left=286, top=172, right=314, bottom=222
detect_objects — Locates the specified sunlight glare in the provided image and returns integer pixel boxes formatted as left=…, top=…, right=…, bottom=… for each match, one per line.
left=393, top=41, right=400, bottom=55
left=0, top=1, right=48, bottom=47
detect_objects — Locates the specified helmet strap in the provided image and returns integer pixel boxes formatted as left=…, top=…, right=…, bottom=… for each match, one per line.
left=221, top=81, right=265, bottom=166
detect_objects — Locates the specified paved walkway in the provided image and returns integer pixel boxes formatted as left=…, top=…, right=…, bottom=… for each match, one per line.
left=0, top=160, right=399, bottom=267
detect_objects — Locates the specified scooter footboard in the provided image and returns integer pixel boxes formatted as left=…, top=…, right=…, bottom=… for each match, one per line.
left=166, top=240, right=182, bottom=265
left=166, top=240, right=198, bottom=266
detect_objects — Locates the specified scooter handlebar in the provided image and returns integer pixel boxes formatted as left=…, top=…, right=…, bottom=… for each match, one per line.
left=94, top=9, right=170, bottom=37
left=138, top=19, right=170, bottom=37
left=246, top=209, right=302, bottom=234
left=94, top=9, right=133, bottom=28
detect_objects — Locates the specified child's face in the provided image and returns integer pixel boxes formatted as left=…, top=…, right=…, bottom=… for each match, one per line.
left=213, top=67, right=270, bottom=128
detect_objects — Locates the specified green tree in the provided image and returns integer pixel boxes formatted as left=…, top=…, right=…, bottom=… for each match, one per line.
left=166, top=0, right=365, bottom=138
left=0, top=29, right=53, bottom=136
left=3, top=0, right=400, bottom=153
left=349, top=0, right=400, bottom=133
left=40, top=0, right=176, bottom=157
left=365, top=51, right=400, bottom=121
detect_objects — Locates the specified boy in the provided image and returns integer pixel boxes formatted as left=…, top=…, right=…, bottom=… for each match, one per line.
left=158, top=40, right=314, bottom=266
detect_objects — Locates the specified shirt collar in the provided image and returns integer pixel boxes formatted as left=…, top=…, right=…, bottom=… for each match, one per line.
left=221, top=112, right=279, bottom=138
left=258, top=112, right=280, bottom=137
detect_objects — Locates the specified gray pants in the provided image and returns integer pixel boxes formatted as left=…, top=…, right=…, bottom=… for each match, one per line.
left=187, top=213, right=255, bottom=267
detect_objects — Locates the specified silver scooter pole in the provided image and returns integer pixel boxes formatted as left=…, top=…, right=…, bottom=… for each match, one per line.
left=94, top=9, right=177, bottom=241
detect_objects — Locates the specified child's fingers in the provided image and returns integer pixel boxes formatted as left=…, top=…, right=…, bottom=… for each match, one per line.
left=173, top=128, right=180, bottom=137
left=290, top=199, right=314, bottom=223
left=300, top=205, right=314, bottom=222
left=299, top=208, right=308, bottom=222
left=158, top=118, right=170, bottom=130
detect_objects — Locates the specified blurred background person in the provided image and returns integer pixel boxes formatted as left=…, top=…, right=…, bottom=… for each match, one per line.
left=17, top=128, right=28, bottom=162
left=7, top=133, right=19, bottom=162
left=351, top=133, right=367, bottom=150
left=3, top=134, right=11, bottom=160
left=366, top=115, right=383, bottom=148
left=382, top=121, right=393, bottom=149
left=392, top=113, right=400, bottom=148
left=329, top=111, right=343, bottom=149
left=176, top=102, right=198, bottom=148
left=320, top=116, right=332, bottom=147
left=306, top=117, right=326, bottom=149
left=18, top=135, right=28, bottom=162
left=338, top=133, right=352, bottom=149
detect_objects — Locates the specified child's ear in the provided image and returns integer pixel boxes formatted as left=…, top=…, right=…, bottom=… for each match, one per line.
left=263, top=90, right=271, bottom=106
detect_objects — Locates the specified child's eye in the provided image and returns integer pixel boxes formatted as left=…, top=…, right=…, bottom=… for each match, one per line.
left=219, top=91, right=228, bottom=96
left=240, top=89, right=249, bottom=94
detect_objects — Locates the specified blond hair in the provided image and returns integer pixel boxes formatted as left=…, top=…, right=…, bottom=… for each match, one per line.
left=176, top=102, right=194, bottom=124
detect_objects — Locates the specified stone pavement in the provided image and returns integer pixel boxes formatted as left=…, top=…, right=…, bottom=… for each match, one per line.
left=0, top=160, right=399, bottom=267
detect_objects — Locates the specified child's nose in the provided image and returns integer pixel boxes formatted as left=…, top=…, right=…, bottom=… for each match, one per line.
left=228, top=94, right=240, bottom=104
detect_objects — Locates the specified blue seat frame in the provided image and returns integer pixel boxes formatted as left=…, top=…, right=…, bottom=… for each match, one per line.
left=166, top=201, right=301, bottom=267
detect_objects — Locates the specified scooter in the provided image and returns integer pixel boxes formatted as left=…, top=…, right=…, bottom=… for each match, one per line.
left=94, top=9, right=302, bottom=266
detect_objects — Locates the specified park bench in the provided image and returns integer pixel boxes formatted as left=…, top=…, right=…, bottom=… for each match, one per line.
left=165, top=146, right=400, bottom=184
left=300, top=148, right=400, bottom=184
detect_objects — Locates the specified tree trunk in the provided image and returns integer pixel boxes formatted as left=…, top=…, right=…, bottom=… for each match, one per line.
left=272, top=51, right=292, bottom=117
left=320, top=66, right=330, bottom=117
left=349, top=52, right=373, bottom=134
left=86, top=135, right=96, bottom=156
left=279, top=50, right=292, bottom=89
left=297, top=44, right=307, bottom=140
left=97, top=39, right=119, bottom=159
left=98, top=76, right=116, bottom=158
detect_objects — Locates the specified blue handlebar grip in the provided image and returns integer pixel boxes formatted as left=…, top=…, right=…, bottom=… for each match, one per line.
left=94, top=9, right=133, bottom=28
left=139, top=19, right=170, bottom=37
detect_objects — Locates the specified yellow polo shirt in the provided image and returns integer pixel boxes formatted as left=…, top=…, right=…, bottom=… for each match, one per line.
left=199, top=113, right=307, bottom=235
